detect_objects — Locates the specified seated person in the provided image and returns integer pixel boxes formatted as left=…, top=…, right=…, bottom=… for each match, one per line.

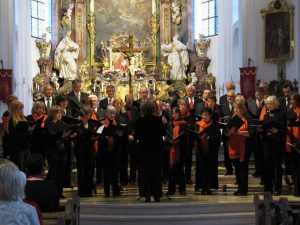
left=25, top=154, right=60, bottom=212
left=0, top=159, right=40, bottom=225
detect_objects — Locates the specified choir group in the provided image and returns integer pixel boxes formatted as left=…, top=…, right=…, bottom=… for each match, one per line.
left=2, top=79, right=300, bottom=202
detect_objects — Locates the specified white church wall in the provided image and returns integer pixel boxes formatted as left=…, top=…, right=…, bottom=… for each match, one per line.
left=286, top=0, right=300, bottom=84
left=0, top=0, right=14, bottom=121
left=13, top=0, right=33, bottom=115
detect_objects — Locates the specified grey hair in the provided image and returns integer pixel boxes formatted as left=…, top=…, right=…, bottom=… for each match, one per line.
left=106, top=105, right=116, bottom=113
left=0, top=160, right=26, bottom=201
left=186, top=84, right=195, bottom=92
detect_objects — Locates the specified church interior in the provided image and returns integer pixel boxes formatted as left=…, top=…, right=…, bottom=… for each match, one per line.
left=1, top=0, right=300, bottom=224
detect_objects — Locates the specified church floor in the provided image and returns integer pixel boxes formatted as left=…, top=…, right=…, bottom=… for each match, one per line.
left=65, top=165, right=300, bottom=205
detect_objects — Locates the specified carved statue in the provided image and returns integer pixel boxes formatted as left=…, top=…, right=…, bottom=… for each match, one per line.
left=50, top=72, right=60, bottom=92
left=170, top=3, right=182, bottom=25
left=161, top=35, right=189, bottom=80
left=54, top=31, right=80, bottom=80
left=195, top=34, right=211, bottom=58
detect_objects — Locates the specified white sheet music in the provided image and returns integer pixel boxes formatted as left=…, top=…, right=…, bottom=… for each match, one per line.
left=96, top=125, right=104, bottom=134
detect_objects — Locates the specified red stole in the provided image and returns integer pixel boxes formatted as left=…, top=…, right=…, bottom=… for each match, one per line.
left=91, top=112, right=97, bottom=120
left=170, top=120, right=186, bottom=168
left=259, top=105, right=267, bottom=121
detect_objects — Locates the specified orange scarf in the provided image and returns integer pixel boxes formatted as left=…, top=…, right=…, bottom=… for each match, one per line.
left=170, top=120, right=186, bottom=167
left=91, top=112, right=97, bottom=120
left=259, top=105, right=267, bottom=121
left=32, top=113, right=47, bottom=128
left=286, top=107, right=300, bottom=151
left=228, top=116, right=248, bottom=162
left=196, top=120, right=212, bottom=152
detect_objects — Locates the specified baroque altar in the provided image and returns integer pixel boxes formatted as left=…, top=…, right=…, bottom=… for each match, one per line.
left=33, top=0, right=216, bottom=101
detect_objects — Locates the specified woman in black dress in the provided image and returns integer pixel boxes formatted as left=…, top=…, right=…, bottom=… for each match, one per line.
left=195, top=108, right=221, bottom=195
left=135, top=100, right=165, bottom=202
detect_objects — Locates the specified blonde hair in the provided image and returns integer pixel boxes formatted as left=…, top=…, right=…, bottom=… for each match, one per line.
left=0, top=160, right=26, bottom=201
left=266, top=95, right=280, bottom=108
left=47, top=105, right=63, bottom=121
left=9, top=101, right=25, bottom=127
left=5, top=95, right=18, bottom=106
left=235, top=95, right=246, bottom=106
left=31, top=101, right=46, bottom=114
left=112, top=97, right=124, bottom=112
left=234, top=102, right=247, bottom=118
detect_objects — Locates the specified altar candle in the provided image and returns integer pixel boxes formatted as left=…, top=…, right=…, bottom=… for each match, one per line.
left=90, top=0, right=94, bottom=12
left=101, top=81, right=104, bottom=91
left=93, top=82, right=96, bottom=92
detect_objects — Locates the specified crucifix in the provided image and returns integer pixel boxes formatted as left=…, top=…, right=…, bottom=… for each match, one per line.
left=112, top=35, right=147, bottom=96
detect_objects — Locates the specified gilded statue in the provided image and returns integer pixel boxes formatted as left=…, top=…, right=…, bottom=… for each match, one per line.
left=195, top=34, right=211, bottom=58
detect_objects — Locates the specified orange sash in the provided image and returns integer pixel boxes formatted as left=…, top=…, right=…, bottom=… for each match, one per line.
left=32, top=113, right=47, bottom=128
left=286, top=107, right=300, bottom=151
left=170, top=120, right=186, bottom=167
left=228, top=116, right=248, bottom=162
left=91, top=112, right=97, bottom=120
left=259, top=105, right=267, bottom=121
left=195, top=120, right=212, bottom=152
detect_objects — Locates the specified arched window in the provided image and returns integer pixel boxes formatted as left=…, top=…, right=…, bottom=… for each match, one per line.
left=194, top=0, right=219, bottom=38
left=31, top=0, right=51, bottom=39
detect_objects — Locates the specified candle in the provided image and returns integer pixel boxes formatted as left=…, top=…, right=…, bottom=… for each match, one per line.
left=101, top=81, right=104, bottom=91
left=152, top=0, right=155, bottom=13
left=90, top=0, right=94, bottom=12
left=93, top=82, right=96, bottom=92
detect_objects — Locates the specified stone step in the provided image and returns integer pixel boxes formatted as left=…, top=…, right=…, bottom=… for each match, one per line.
left=80, top=211, right=255, bottom=225
left=80, top=201, right=254, bottom=215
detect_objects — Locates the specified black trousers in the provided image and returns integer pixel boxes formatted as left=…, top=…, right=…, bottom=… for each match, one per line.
left=76, top=153, right=95, bottom=197
left=168, top=161, right=186, bottom=193
left=47, top=150, right=67, bottom=194
left=184, top=134, right=194, bottom=182
left=102, top=151, right=120, bottom=195
left=222, top=133, right=233, bottom=173
left=128, top=142, right=138, bottom=183
left=263, top=140, right=283, bottom=193
left=253, top=134, right=264, bottom=174
left=95, top=151, right=103, bottom=185
left=232, top=158, right=248, bottom=194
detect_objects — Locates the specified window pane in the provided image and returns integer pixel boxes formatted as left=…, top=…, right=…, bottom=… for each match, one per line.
left=31, top=18, right=38, bottom=37
left=31, top=1, right=37, bottom=18
left=38, top=20, right=45, bottom=37
left=209, top=2, right=215, bottom=17
left=208, top=18, right=215, bottom=36
left=38, top=3, right=45, bottom=19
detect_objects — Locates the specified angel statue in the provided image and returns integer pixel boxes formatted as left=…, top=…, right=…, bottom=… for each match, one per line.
left=170, top=3, right=182, bottom=25
left=161, top=35, right=189, bottom=80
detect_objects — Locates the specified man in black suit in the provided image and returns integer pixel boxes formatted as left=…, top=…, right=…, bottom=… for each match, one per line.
left=99, top=85, right=115, bottom=110
left=184, top=85, right=202, bottom=184
left=280, top=82, right=293, bottom=111
left=135, top=86, right=150, bottom=111
left=195, top=88, right=211, bottom=115
left=220, top=90, right=236, bottom=175
left=124, top=94, right=140, bottom=184
left=219, top=81, right=236, bottom=105
left=89, top=94, right=106, bottom=119
left=247, top=87, right=265, bottom=177
left=36, top=84, right=56, bottom=113
left=279, top=82, right=293, bottom=180
left=67, top=79, right=89, bottom=116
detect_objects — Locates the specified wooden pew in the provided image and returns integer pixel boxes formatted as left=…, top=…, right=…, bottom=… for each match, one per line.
left=254, top=192, right=299, bottom=225
left=43, top=216, right=65, bottom=225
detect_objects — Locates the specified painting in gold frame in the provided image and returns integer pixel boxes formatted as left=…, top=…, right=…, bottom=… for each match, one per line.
left=261, top=0, right=294, bottom=63
left=88, top=0, right=159, bottom=68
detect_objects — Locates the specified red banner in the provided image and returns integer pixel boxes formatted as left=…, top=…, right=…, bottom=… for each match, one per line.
left=0, top=69, right=13, bottom=101
left=240, top=67, right=256, bottom=100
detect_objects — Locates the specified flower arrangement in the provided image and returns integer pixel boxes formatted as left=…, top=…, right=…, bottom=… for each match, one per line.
left=135, top=69, right=146, bottom=79
left=101, top=70, right=119, bottom=81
